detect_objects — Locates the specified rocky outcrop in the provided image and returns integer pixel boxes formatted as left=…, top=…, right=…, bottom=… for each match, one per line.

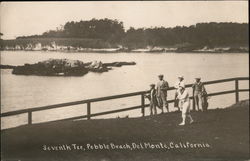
left=85, top=61, right=110, bottom=72
left=9, top=59, right=136, bottom=76
left=12, top=59, right=88, bottom=76
left=0, top=65, right=16, bottom=69
left=103, top=61, right=136, bottom=67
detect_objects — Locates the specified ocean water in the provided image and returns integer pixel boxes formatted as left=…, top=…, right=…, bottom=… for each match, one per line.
left=1, top=51, right=249, bottom=129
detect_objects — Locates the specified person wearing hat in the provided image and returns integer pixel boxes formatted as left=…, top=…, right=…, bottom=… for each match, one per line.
left=192, top=77, right=206, bottom=111
left=145, top=84, right=158, bottom=115
left=156, top=74, right=169, bottom=113
left=177, top=84, right=194, bottom=125
left=174, top=76, right=185, bottom=110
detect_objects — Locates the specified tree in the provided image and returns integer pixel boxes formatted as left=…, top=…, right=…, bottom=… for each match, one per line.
left=15, top=21, right=249, bottom=49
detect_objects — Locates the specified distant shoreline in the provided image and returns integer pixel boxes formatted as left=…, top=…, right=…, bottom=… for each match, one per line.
left=1, top=22, right=248, bottom=54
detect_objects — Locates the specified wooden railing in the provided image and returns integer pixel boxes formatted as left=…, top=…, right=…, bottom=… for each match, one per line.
left=0, top=77, right=249, bottom=126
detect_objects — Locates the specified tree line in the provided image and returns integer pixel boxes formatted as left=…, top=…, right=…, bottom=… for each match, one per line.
left=15, top=18, right=249, bottom=49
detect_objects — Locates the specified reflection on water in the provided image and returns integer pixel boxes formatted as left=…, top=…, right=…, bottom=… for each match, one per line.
left=1, top=51, right=249, bottom=129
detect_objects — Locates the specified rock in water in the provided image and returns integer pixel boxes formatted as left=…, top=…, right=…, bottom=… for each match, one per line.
left=85, top=61, right=109, bottom=72
left=10, top=59, right=136, bottom=76
left=103, top=61, right=136, bottom=67
left=0, top=65, right=16, bottom=69
left=12, top=59, right=88, bottom=76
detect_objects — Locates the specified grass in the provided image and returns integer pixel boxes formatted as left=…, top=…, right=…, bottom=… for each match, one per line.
left=1, top=100, right=249, bottom=161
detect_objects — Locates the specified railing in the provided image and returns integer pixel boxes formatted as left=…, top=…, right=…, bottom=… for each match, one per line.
left=0, top=77, right=249, bottom=126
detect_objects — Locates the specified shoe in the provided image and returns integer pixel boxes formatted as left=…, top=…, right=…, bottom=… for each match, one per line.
left=179, top=122, right=185, bottom=126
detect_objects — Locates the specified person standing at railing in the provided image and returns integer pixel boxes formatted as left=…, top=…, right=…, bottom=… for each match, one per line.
left=156, top=74, right=169, bottom=113
left=145, top=84, right=158, bottom=115
left=174, top=76, right=185, bottom=111
left=192, top=77, right=206, bottom=111
left=177, top=84, right=194, bottom=125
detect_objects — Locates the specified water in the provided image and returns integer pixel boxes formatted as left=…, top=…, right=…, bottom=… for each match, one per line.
left=1, top=51, right=249, bottom=129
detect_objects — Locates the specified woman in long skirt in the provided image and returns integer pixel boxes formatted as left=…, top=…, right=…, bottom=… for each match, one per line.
left=177, top=85, right=194, bottom=125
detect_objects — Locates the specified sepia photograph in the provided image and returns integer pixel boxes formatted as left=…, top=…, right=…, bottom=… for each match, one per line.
left=0, top=1, right=249, bottom=161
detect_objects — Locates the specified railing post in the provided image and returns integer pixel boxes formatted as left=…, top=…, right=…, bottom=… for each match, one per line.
left=28, top=111, right=32, bottom=125
left=87, top=102, right=91, bottom=120
left=235, top=79, right=239, bottom=103
left=141, top=93, right=145, bottom=117
left=192, top=88, right=196, bottom=111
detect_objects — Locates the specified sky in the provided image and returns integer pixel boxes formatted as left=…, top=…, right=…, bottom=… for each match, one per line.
left=0, top=1, right=248, bottom=39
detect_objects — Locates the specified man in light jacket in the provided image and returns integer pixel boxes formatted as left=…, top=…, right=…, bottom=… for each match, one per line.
left=174, top=76, right=185, bottom=110
left=156, top=74, right=169, bottom=113
left=177, top=84, right=194, bottom=125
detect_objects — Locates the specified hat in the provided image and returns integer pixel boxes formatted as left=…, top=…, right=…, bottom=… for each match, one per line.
left=195, top=77, right=201, bottom=80
left=178, top=76, right=184, bottom=79
left=150, top=84, right=155, bottom=87
left=158, top=74, right=164, bottom=77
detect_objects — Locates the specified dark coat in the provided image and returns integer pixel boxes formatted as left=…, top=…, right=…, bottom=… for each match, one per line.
left=145, top=89, right=161, bottom=108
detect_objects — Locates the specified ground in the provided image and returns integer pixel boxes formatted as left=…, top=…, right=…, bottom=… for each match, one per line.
left=1, top=100, right=249, bottom=161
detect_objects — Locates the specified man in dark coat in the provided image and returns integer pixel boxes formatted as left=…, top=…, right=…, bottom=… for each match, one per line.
left=145, top=84, right=158, bottom=115
left=192, top=77, right=207, bottom=111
